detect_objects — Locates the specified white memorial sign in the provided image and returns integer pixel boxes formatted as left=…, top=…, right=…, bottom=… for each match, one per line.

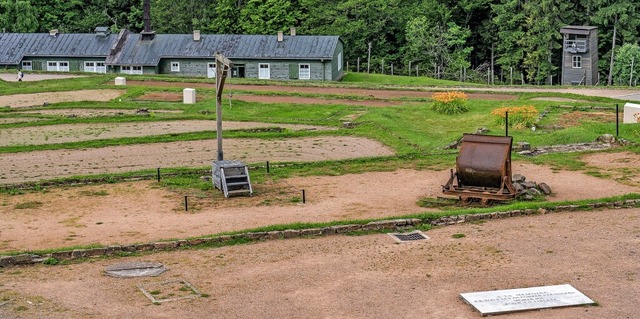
left=623, top=102, right=640, bottom=124
left=460, top=284, right=594, bottom=316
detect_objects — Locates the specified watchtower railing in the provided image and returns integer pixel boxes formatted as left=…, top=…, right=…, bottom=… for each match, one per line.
left=564, top=40, right=587, bottom=53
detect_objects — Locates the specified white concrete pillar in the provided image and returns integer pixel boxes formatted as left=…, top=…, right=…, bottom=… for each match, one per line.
left=183, top=88, right=196, bottom=104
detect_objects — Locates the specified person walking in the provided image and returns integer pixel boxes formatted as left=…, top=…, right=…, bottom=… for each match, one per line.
left=17, top=69, right=24, bottom=81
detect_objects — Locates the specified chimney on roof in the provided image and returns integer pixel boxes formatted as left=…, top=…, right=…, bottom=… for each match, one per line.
left=49, top=29, right=59, bottom=37
left=290, top=27, right=296, bottom=36
left=277, top=31, right=283, bottom=42
left=193, top=30, right=201, bottom=41
left=95, top=27, right=110, bottom=37
left=140, top=0, right=155, bottom=40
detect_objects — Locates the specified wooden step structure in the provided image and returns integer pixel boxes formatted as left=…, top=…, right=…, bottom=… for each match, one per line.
left=212, top=160, right=253, bottom=198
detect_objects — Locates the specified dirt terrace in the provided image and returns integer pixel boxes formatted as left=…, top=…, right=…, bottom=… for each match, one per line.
left=14, top=108, right=181, bottom=118
left=0, top=73, right=87, bottom=82
left=1, top=162, right=637, bottom=252
left=126, top=81, right=519, bottom=101
left=2, top=90, right=125, bottom=108
left=0, top=136, right=392, bottom=183
left=137, top=91, right=406, bottom=107
left=0, top=120, right=336, bottom=147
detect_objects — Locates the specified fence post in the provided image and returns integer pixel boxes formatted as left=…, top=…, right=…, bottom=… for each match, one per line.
left=184, top=195, right=188, bottom=211
left=505, top=111, right=509, bottom=137
left=616, top=104, right=619, bottom=136
left=157, top=168, right=161, bottom=182
left=302, top=189, right=306, bottom=204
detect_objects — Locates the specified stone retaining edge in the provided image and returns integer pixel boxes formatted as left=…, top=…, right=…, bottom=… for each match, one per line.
left=2, top=199, right=640, bottom=267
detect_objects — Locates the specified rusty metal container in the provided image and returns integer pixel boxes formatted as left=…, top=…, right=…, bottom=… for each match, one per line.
left=442, top=134, right=516, bottom=204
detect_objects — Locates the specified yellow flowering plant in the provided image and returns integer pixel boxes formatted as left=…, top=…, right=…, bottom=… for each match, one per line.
left=430, top=91, right=469, bottom=114
left=491, top=106, right=539, bottom=129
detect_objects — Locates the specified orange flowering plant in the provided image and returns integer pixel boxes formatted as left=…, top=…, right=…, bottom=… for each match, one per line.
left=491, top=106, right=538, bottom=129
left=430, top=91, right=469, bottom=114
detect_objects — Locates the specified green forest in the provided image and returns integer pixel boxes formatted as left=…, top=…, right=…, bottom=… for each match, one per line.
left=1, top=0, right=640, bottom=85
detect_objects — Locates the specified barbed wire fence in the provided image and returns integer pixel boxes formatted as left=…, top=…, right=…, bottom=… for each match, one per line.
left=346, top=57, right=534, bottom=86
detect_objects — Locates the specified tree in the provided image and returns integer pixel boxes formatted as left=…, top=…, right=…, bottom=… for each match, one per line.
left=238, top=0, right=300, bottom=35
left=0, top=0, right=39, bottom=32
left=492, top=0, right=526, bottom=81
left=519, top=0, right=572, bottom=85
left=612, top=43, right=640, bottom=86
left=405, top=3, right=472, bottom=79
left=591, top=0, right=640, bottom=85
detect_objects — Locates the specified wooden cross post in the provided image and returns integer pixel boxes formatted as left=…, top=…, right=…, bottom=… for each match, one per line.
left=215, top=52, right=233, bottom=161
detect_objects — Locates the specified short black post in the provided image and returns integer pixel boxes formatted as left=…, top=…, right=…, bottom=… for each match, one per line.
left=302, top=189, right=306, bottom=204
left=157, top=168, right=161, bottom=182
left=616, top=104, right=619, bottom=136
left=184, top=195, right=188, bottom=211
left=505, top=111, right=509, bottom=137
left=266, top=161, right=270, bottom=174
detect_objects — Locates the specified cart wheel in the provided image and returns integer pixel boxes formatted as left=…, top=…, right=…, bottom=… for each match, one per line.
left=480, top=198, right=493, bottom=207
left=460, top=197, right=472, bottom=206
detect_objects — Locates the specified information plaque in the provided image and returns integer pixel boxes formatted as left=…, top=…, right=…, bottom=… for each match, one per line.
left=460, top=284, right=594, bottom=316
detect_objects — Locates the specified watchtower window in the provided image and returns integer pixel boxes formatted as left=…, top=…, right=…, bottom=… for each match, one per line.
left=572, top=56, right=582, bottom=68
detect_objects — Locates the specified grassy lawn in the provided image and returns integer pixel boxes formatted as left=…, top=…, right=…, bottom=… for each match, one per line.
left=0, top=72, right=637, bottom=185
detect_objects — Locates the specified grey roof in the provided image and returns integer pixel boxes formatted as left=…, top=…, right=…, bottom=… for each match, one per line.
left=0, top=33, right=118, bottom=64
left=560, top=26, right=598, bottom=35
left=108, top=34, right=341, bottom=66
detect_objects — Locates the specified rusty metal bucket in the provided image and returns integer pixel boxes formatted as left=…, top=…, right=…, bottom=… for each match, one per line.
left=442, top=134, right=516, bottom=205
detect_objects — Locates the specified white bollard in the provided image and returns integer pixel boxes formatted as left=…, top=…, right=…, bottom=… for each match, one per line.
left=623, top=102, right=640, bottom=123
left=115, top=77, right=126, bottom=85
left=183, top=88, right=196, bottom=104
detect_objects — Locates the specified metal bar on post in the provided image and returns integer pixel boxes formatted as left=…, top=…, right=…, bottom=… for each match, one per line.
left=505, top=111, right=509, bottom=137
left=616, top=104, right=619, bottom=136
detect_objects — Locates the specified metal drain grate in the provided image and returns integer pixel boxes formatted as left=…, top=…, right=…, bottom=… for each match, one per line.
left=388, top=230, right=430, bottom=243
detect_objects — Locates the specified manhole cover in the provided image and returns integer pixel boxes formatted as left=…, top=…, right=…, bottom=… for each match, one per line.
left=139, top=280, right=202, bottom=303
left=104, top=262, right=167, bottom=278
left=388, top=230, right=430, bottom=243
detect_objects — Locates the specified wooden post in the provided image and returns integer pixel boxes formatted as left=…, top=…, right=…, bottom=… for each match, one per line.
left=367, top=42, right=372, bottom=74
left=408, top=61, right=411, bottom=76
left=215, top=52, right=233, bottom=161
left=510, top=67, right=513, bottom=85
left=381, top=59, right=384, bottom=75
left=391, top=63, right=394, bottom=76
left=416, top=65, right=419, bottom=77
left=357, top=57, right=360, bottom=73
left=346, top=61, right=349, bottom=72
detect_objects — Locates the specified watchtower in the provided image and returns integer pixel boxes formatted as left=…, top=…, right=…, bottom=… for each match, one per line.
left=560, top=26, right=598, bottom=85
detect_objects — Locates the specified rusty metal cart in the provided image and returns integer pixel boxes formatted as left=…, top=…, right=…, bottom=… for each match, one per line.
left=442, top=134, right=517, bottom=206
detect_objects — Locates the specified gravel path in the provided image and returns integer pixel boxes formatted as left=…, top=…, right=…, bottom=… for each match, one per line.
left=1, top=206, right=639, bottom=318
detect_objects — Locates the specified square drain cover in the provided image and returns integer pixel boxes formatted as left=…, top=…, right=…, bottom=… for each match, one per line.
left=388, top=230, right=429, bottom=243
left=138, top=280, right=202, bottom=303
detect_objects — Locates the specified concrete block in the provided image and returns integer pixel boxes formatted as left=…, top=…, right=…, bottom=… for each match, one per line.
left=115, top=77, right=126, bottom=86
left=623, top=102, right=640, bottom=123
left=183, top=88, right=196, bottom=104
